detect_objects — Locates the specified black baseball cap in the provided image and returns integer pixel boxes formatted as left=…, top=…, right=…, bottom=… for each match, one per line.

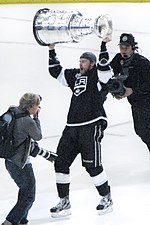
left=80, top=52, right=97, bottom=63
left=119, top=33, right=137, bottom=47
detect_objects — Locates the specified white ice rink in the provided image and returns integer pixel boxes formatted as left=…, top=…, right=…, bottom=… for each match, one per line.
left=1, top=3, right=150, bottom=225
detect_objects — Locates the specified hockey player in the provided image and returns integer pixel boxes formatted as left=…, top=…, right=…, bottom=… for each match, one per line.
left=48, top=36, right=113, bottom=218
left=110, top=33, right=150, bottom=153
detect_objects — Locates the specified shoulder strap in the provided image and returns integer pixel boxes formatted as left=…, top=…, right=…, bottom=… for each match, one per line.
left=7, top=107, right=29, bottom=120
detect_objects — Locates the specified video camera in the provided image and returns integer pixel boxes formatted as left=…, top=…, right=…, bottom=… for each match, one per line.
left=108, top=73, right=128, bottom=97
left=30, top=141, right=58, bottom=163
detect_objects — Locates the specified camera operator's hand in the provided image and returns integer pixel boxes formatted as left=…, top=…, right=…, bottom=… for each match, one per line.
left=123, top=87, right=133, bottom=97
left=115, top=87, right=133, bottom=100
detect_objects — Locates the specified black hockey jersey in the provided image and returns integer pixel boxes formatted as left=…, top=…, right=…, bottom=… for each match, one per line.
left=48, top=43, right=112, bottom=126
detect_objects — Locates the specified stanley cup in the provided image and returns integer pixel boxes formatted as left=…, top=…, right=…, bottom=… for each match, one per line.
left=33, top=8, right=113, bottom=46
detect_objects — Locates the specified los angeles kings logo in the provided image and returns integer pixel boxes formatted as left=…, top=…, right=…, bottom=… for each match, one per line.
left=74, top=75, right=87, bottom=96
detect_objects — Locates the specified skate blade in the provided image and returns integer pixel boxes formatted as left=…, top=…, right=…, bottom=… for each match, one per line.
left=51, top=209, right=71, bottom=218
left=98, top=206, right=113, bottom=215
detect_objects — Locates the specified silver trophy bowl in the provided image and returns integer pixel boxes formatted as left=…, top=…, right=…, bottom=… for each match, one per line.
left=33, top=8, right=113, bottom=46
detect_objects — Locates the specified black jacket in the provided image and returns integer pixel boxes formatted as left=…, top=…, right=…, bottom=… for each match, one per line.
left=111, top=52, right=150, bottom=108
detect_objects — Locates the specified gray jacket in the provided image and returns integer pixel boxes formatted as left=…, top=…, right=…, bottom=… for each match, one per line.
left=9, top=107, right=42, bottom=168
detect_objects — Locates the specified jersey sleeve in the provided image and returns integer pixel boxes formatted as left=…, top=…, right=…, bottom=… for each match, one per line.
left=48, top=49, right=80, bottom=88
left=97, top=41, right=113, bottom=84
left=48, top=49, right=62, bottom=78
left=48, top=49, right=70, bottom=86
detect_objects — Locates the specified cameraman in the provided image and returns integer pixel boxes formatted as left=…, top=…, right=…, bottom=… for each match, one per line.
left=110, top=33, right=150, bottom=152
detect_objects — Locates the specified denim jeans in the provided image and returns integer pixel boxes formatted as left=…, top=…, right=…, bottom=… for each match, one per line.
left=5, top=160, right=36, bottom=225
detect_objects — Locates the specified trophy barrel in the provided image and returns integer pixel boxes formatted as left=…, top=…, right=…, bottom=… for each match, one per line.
left=33, top=8, right=73, bottom=46
left=33, top=8, right=93, bottom=46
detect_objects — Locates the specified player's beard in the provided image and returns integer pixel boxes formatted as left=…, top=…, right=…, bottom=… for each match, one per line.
left=80, top=68, right=86, bottom=75
left=80, top=64, right=91, bottom=75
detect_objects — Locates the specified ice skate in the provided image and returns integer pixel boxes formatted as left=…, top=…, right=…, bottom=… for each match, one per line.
left=50, top=195, right=71, bottom=218
left=96, top=193, right=113, bottom=215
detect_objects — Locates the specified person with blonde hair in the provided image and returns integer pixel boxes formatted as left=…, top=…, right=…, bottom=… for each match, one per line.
left=2, top=93, right=42, bottom=225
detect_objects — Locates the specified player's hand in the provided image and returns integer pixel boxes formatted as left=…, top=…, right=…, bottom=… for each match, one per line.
left=48, top=44, right=55, bottom=50
left=114, top=87, right=133, bottom=100
left=102, top=34, right=112, bottom=43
